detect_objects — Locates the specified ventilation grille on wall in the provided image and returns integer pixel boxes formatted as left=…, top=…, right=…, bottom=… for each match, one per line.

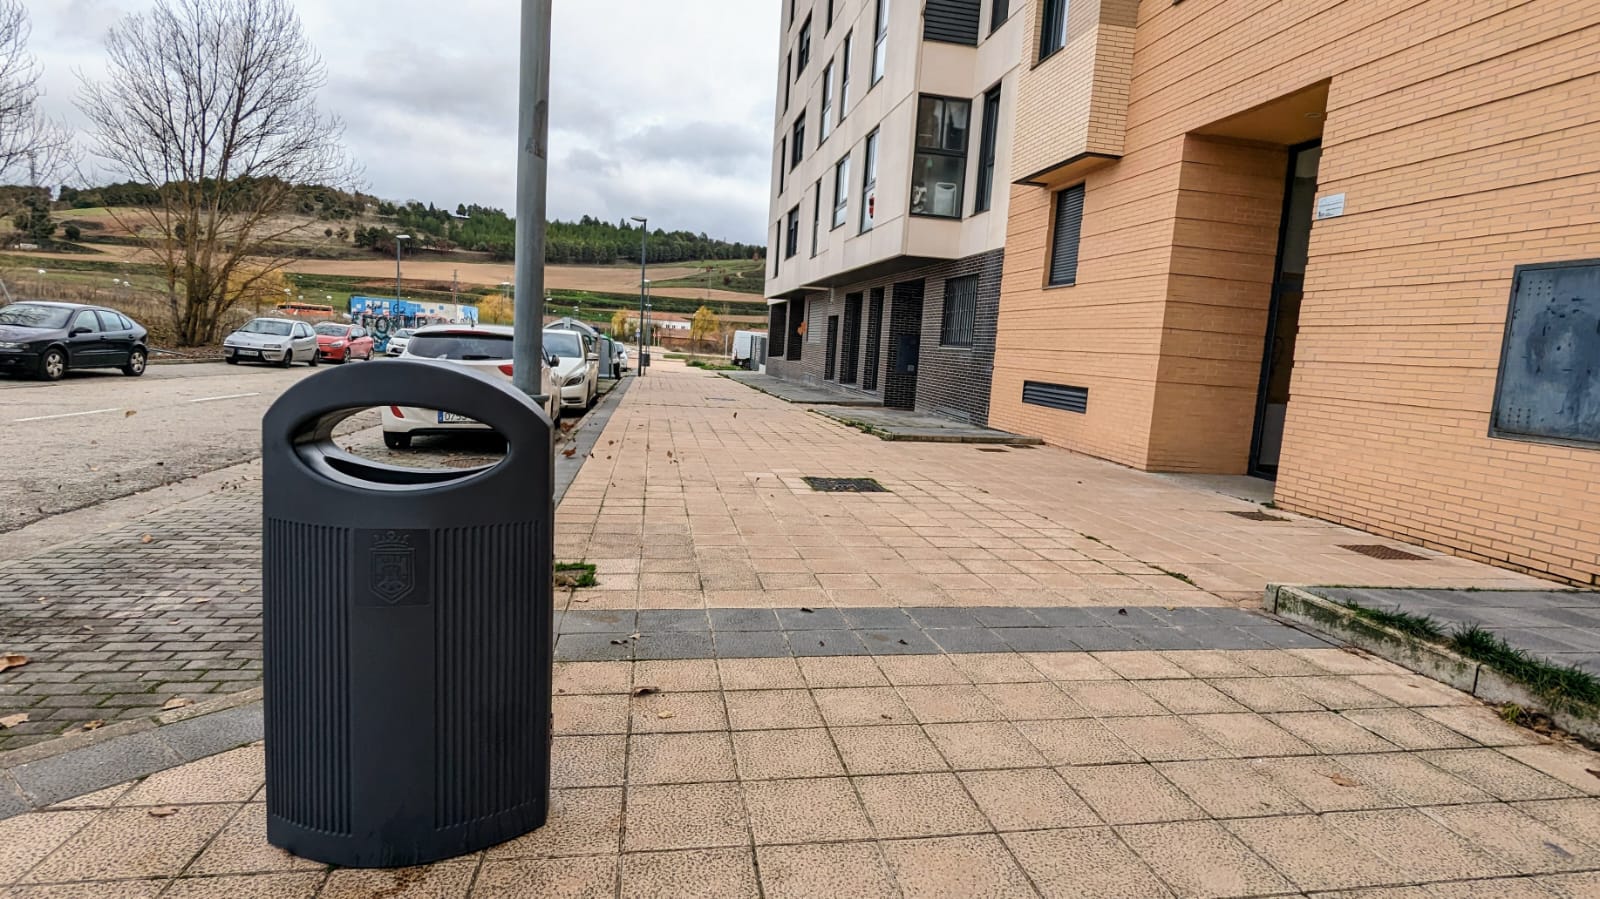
left=1023, top=381, right=1088, bottom=414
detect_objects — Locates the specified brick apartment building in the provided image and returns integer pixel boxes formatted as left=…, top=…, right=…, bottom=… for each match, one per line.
left=763, top=0, right=1023, bottom=424
left=986, top=0, right=1600, bottom=585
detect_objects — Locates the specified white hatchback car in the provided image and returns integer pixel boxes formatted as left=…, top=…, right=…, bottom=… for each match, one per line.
left=381, top=324, right=557, bottom=449
left=222, top=317, right=320, bottom=367
left=543, top=328, right=599, bottom=413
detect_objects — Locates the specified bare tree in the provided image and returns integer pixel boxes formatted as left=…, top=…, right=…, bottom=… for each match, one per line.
left=0, top=0, right=72, bottom=186
left=77, top=0, right=357, bottom=345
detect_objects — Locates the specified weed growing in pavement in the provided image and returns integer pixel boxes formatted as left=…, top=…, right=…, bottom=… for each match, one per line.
left=554, top=562, right=598, bottom=588
left=1449, top=624, right=1600, bottom=716
left=1338, top=600, right=1445, bottom=641
left=1154, top=566, right=1196, bottom=586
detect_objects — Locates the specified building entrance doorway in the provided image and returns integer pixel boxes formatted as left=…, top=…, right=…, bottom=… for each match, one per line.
left=1250, top=142, right=1321, bottom=477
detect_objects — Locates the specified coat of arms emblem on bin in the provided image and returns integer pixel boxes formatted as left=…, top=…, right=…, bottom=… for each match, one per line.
left=370, top=531, right=416, bottom=604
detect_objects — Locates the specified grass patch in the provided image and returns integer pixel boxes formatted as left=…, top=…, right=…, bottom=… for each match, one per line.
left=1338, top=600, right=1445, bottom=641
left=1154, top=566, right=1196, bottom=587
left=662, top=353, right=690, bottom=360
left=554, top=562, right=598, bottom=589
left=686, top=358, right=741, bottom=371
left=1449, top=624, right=1600, bottom=715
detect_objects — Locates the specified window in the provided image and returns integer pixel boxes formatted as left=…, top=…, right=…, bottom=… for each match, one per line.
left=773, top=223, right=781, bottom=276
left=798, top=14, right=813, bottom=71
left=785, top=207, right=800, bottom=258
left=1048, top=184, right=1085, bottom=286
left=861, top=129, right=879, bottom=232
left=788, top=0, right=795, bottom=26
left=872, top=0, right=889, bottom=84
left=792, top=114, right=806, bottom=167
left=910, top=95, right=971, bottom=219
left=811, top=180, right=822, bottom=256
left=1039, top=0, right=1069, bottom=60
left=96, top=310, right=125, bottom=332
left=991, top=0, right=1011, bottom=31
left=820, top=61, right=835, bottom=142
left=1491, top=259, right=1600, bottom=446
left=784, top=52, right=792, bottom=111
left=71, top=310, right=100, bottom=334
left=832, top=154, right=851, bottom=228
left=826, top=0, right=836, bottom=30
left=839, top=32, right=853, bottom=120
left=975, top=85, right=1002, bottom=213
left=941, top=275, right=977, bottom=347
left=778, top=137, right=787, bottom=192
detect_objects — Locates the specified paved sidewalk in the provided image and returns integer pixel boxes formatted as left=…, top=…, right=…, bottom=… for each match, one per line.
left=3, top=361, right=1595, bottom=898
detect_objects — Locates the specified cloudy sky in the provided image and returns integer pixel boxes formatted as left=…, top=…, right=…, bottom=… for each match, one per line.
left=25, top=0, right=780, bottom=244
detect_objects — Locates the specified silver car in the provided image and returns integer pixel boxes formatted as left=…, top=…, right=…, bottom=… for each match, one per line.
left=223, top=317, right=320, bottom=367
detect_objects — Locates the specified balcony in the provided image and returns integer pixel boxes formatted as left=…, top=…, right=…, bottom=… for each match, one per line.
left=1011, top=0, right=1137, bottom=187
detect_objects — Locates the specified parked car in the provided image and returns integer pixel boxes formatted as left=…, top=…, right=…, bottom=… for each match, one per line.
left=314, top=322, right=375, bottom=363
left=616, top=344, right=630, bottom=373
left=0, top=301, right=149, bottom=381
left=223, top=318, right=320, bottom=366
left=382, top=323, right=557, bottom=448
left=543, top=328, right=599, bottom=412
left=386, top=328, right=415, bottom=357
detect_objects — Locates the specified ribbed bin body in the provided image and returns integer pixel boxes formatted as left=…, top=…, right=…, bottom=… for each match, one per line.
left=261, top=360, right=553, bottom=868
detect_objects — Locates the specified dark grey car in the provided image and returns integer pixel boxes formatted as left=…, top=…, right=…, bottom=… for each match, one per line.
left=0, top=301, right=150, bottom=381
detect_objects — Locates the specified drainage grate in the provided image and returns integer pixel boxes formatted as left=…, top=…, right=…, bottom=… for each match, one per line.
left=977, top=447, right=1008, bottom=453
left=1228, top=511, right=1289, bottom=522
left=1341, top=544, right=1429, bottom=561
left=803, top=477, right=888, bottom=493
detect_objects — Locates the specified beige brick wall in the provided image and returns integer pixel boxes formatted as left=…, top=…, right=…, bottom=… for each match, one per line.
left=991, top=0, right=1600, bottom=585
left=1011, top=0, right=1139, bottom=182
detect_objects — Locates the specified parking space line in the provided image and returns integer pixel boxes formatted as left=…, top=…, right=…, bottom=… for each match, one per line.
left=188, top=393, right=262, bottom=404
left=13, top=407, right=124, bottom=423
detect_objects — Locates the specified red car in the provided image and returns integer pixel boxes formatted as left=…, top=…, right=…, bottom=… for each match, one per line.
left=314, top=322, right=375, bottom=363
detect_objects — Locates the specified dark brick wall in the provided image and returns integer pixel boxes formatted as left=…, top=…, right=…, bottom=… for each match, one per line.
left=885, top=281, right=924, bottom=410
left=763, top=249, right=1002, bottom=424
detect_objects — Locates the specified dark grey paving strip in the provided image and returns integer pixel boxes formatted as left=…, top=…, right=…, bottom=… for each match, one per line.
left=554, top=606, right=1332, bottom=661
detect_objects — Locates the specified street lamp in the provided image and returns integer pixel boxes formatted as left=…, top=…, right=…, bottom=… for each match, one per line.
left=35, top=269, right=45, bottom=294
left=631, top=216, right=649, bottom=376
left=394, top=234, right=412, bottom=301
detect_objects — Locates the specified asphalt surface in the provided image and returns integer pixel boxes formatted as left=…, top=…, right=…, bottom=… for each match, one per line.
left=0, top=360, right=413, bottom=533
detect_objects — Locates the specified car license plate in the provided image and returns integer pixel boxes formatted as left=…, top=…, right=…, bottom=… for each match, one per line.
left=438, top=412, right=474, bottom=424
left=238, top=349, right=259, bottom=357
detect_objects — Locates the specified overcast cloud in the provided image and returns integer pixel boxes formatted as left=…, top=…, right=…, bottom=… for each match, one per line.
left=25, top=0, right=779, bottom=244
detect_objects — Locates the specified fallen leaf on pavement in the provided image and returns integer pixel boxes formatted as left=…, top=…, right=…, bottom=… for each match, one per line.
left=666, top=451, right=672, bottom=458
left=609, top=639, right=629, bottom=646
left=0, top=653, right=29, bottom=674
left=192, top=598, right=210, bottom=604
left=148, top=807, right=179, bottom=818
left=800, top=607, right=815, bottom=614
left=82, top=720, right=105, bottom=731
left=1117, top=608, right=1128, bottom=616
left=140, top=534, right=154, bottom=544
left=1328, top=773, right=1362, bottom=788
left=0, top=713, right=29, bottom=729
left=124, top=409, right=137, bottom=417
left=631, top=686, right=660, bottom=697
left=562, top=448, right=577, bottom=458
left=162, top=698, right=193, bottom=711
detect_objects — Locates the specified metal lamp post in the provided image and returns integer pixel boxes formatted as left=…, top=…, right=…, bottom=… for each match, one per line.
left=394, top=234, right=411, bottom=301
left=511, top=0, right=553, bottom=401
left=631, top=216, right=649, bottom=376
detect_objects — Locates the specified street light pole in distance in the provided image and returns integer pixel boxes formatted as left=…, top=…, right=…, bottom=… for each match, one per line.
left=631, top=216, right=648, bottom=376
left=394, top=234, right=411, bottom=301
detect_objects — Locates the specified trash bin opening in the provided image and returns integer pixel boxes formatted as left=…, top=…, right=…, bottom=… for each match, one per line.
left=288, top=406, right=510, bottom=492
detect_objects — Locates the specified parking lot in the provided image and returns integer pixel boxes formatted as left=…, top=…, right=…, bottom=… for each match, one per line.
left=0, top=359, right=551, bottom=534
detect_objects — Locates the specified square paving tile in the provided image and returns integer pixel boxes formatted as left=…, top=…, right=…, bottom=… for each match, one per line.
left=552, top=735, right=627, bottom=788
left=629, top=691, right=728, bottom=733
left=619, top=848, right=760, bottom=899
left=897, top=685, right=1003, bottom=723
left=756, top=842, right=899, bottom=899
left=1132, top=680, right=1246, bottom=715
left=854, top=772, right=989, bottom=839
left=1415, top=706, right=1544, bottom=747
left=473, top=855, right=618, bottom=898
left=813, top=687, right=915, bottom=727
left=1093, top=651, right=1192, bottom=680
left=1055, top=681, right=1168, bottom=718
left=947, top=652, right=1043, bottom=683
left=1334, top=752, right=1493, bottom=806
left=1417, top=749, right=1582, bottom=802
left=1184, top=713, right=1316, bottom=757
left=1156, top=759, right=1310, bottom=818
left=1515, top=797, right=1600, bottom=848
left=186, top=803, right=322, bottom=876
left=742, top=777, right=873, bottom=845
left=731, top=728, right=845, bottom=780
left=1003, top=827, right=1173, bottom=898
left=1102, top=716, right=1231, bottom=762
left=1265, top=711, right=1398, bottom=754
left=712, top=630, right=794, bottom=659
left=776, top=608, right=847, bottom=630
left=874, top=655, right=970, bottom=685
left=1208, top=677, right=1326, bottom=713
left=23, top=804, right=238, bottom=883
left=554, top=661, right=633, bottom=695
left=623, top=783, right=748, bottom=852
left=723, top=689, right=823, bottom=731
left=1500, top=745, right=1600, bottom=796
left=1250, top=756, right=1397, bottom=813
left=1022, top=651, right=1121, bottom=681
left=1287, top=676, right=1397, bottom=710
left=554, top=695, right=630, bottom=735
left=1017, top=719, right=1142, bottom=766
left=717, top=657, right=806, bottom=691
left=1118, top=820, right=1295, bottom=898
left=486, top=787, right=622, bottom=859
left=0, top=810, right=100, bottom=883
left=880, top=835, right=1037, bottom=898
left=1420, top=802, right=1600, bottom=873
left=1341, top=708, right=1479, bottom=750
left=161, top=872, right=322, bottom=899
left=928, top=628, right=1013, bottom=654
left=925, top=722, right=1048, bottom=770
left=797, top=656, right=888, bottom=688
left=831, top=724, right=948, bottom=775
left=633, top=659, right=720, bottom=692
left=1323, top=808, right=1514, bottom=882
left=958, top=768, right=1098, bottom=831
left=979, top=682, right=1088, bottom=720
left=1060, top=764, right=1206, bottom=825
left=634, top=633, right=715, bottom=660
left=627, top=732, right=737, bottom=785
left=709, top=609, right=781, bottom=632
left=1224, top=814, right=1406, bottom=892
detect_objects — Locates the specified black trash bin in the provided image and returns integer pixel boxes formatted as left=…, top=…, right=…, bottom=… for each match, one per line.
left=261, top=359, right=554, bottom=868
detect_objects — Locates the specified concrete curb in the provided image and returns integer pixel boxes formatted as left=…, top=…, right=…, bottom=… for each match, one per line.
left=1267, top=584, right=1600, bottom=742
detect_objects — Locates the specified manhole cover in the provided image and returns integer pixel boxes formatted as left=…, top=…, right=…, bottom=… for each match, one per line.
left=1341, top=544, right=1429, bottom=561
left=803, top=477, right=888, bottom=493
left=1228, top=511, right=1288, bottom=522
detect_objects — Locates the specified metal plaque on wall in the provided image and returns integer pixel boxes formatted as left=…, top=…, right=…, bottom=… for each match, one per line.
left=1491, top=259, right=1600, bottom=446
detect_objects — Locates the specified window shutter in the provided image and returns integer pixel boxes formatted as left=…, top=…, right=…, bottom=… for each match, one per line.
left=1049, top=185, right=1085, bottom=286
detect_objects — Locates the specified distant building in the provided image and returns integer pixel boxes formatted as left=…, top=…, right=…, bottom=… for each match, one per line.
left=763, top=0, right=1022, bottom=424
